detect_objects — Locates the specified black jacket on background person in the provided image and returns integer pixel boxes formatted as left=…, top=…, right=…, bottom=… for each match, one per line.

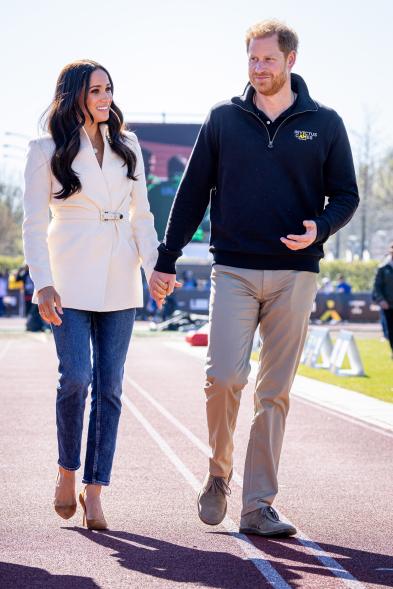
left=155, top=73, right=359, bottom=275
left=373, top=262, right=393, bottom=308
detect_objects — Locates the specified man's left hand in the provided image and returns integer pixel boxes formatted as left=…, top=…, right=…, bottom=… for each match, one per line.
left=280, top=220, right=317, bottom=250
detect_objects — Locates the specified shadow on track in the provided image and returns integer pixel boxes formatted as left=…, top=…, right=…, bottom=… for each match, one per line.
left=213, top=532, right=393, bottom=588
left=0, top=561, right=100, bottom=589
left=67, top=527, right=288, bottom=588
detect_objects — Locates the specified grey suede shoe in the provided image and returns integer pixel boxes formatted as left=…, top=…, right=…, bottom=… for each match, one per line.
left=239, top=505, right=297, bottom=537
left=197, top=471, right=232, bottom=525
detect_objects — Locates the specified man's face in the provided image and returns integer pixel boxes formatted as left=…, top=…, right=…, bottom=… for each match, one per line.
left=248, top=35, right=295, bottom=96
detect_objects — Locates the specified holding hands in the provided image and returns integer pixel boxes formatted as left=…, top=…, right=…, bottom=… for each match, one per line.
left=148, top=220, right=318, bottom=307
left=280, top=220, right=317, bottom=250
left=149, top=271, right=182, bottom=309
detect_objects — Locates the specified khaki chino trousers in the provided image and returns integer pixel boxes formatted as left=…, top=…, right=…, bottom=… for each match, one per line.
left=204, top=265, right=317, bottom=516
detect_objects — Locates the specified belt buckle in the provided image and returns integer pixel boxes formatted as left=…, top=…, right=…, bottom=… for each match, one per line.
left=100, top=210, right=124, bottom=222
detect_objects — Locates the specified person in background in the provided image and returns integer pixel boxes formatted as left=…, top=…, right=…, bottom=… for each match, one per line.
left=182, top=270, right=197, bottom=289
left=373, top=242, right=393, bottom=358
left=0, top=271, right=8, bottom=317
left=16, top=264, right=35, bottom=316
left=318, top=277, right=334, bottom=294
left=335, top=274, right=352, bottom=294
left=379, top=310, right=389, bottom=342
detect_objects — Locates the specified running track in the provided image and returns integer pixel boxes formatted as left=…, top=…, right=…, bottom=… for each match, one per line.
left=0, top=328, right=392, bottom=589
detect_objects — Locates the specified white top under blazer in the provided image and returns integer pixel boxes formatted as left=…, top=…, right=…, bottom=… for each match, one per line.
left=22, top=125, right=159, bottom=311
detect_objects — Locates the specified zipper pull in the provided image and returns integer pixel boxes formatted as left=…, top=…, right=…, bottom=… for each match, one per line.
left=268, top=141, right=274, bottom=149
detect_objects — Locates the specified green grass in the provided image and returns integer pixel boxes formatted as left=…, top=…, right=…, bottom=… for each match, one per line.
left=254, top=339, right=393, bottom=404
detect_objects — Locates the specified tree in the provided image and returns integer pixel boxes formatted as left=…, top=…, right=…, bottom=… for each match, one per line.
left=332, top=111, right=380, bottom=261
left=0, top=176, right=23, bottom=256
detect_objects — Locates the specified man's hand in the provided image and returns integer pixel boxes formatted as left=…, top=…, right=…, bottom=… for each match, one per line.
left=380, top=300, right=389, bottom=310
left=37, top=286, right=63, bottom=326
left=149, top=271, right=182, bottom=309
left=281, top=220, right=317, bottom=250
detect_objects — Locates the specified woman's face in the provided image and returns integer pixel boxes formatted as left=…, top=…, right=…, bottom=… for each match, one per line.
left=79, top=68, right=113, bottom=124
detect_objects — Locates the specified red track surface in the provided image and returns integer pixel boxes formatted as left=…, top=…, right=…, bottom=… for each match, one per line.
left=0, top=329, right=392, bottom=589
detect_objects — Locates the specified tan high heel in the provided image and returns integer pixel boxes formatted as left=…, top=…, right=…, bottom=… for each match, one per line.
left=54, top=473, right=77, bottom=520
left=79, top=488, right=108, bottom=530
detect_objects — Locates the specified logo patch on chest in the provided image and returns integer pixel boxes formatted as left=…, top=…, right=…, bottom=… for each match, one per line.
left=294, top=130, right=318, bottom=141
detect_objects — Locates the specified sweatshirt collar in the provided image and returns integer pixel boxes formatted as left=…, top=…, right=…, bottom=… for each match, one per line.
left=232, top=73, right=318, bottom=115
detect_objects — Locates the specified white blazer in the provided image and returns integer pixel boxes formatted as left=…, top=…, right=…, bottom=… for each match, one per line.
left=23, top=125, right=159, bottom=311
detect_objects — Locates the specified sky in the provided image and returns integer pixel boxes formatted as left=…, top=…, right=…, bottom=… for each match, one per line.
left=1, top=0, right=393, bottom=175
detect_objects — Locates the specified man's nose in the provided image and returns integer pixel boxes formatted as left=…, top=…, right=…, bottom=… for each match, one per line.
left=254, top=60, right=265, bottom=72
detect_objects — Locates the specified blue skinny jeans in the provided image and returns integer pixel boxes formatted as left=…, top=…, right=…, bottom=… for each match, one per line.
left=51, top=307, right=135, bottom=485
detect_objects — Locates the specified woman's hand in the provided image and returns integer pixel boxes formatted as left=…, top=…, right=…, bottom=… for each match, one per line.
left=37, top=286, right=63, bottom=326
left=149, top=271, right=182, bottom=309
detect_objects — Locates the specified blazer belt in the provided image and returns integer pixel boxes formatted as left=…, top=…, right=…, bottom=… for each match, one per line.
left=52, top=210, right=128, bottom=222
left=100, top=210, right=125, bottom=222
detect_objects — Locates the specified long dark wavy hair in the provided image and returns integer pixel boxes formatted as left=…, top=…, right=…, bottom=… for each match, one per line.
left=42, top=60, right=137, bottom=199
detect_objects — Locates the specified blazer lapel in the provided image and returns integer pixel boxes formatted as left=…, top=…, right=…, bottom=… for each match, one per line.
left=71, top=126, right=111, bottom=209
left=100, top=124, right=132, bottom=211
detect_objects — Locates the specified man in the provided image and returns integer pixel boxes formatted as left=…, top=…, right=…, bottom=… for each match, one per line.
left=16, top=264, right=35, bottom=317
left=149, top=19, right=359, bottom=536
left=0, top=271, right=8, bottom=317
left=373, top=242, right=393, bottom=358
left=335, top=274, right=352, bottom=294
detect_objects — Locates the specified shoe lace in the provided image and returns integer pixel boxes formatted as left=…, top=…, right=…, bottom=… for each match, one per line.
left=210, top=476, right=231, bottom=497
left=264, top=506, right=280, bottom=521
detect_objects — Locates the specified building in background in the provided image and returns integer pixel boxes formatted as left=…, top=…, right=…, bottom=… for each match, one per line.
left=126, top=122, right=210, bottom=249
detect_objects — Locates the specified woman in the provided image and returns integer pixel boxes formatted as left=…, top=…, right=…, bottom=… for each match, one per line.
left=23, top=60, right=160, bottom=529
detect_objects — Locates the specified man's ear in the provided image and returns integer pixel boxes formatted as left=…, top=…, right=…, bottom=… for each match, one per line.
left=287, top=50, right=297, bottom=71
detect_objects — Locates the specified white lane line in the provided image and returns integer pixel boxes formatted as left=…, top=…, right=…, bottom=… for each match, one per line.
left=126, top=375, right=365, bottom=589
left=126, top=376, right=213, bottom=458
left=29, top=332, right=50, bottom=344
left=294, top=396, right=393, bottom=439
left=122, top=393, right=292, bottom=589
left=0, top=341, right=12, bottom=362
left=165, top=341, right=393, bottom=437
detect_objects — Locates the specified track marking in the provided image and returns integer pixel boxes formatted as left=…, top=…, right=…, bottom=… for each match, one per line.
left=0, top=341, right=12, bottom=362
left=122, top=394, right=292, bottom=589
left=165, top=341, right=393, bottom=436
left=294, top=396, right=393, bottom=439
left=125, top=375, right=366, bottom=589
left=28, top=331, right=51, bottom=344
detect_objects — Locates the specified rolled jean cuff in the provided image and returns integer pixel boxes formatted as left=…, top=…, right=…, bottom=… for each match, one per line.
left=82, top=478, right=110, bottom=486
left=58, top=460, right=80, bottom=472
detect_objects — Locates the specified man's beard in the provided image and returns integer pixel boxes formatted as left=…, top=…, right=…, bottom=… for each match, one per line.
left=255, top=68, right=288, bottom=96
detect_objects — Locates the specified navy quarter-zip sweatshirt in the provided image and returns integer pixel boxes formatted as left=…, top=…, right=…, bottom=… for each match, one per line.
left=155, top=73, right=359, bottom=274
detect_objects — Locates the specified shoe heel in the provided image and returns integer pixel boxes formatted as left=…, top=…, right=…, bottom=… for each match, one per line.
left=78, top=489, right=108, bottom=531
left=79, top=492, right=87, bottom=527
